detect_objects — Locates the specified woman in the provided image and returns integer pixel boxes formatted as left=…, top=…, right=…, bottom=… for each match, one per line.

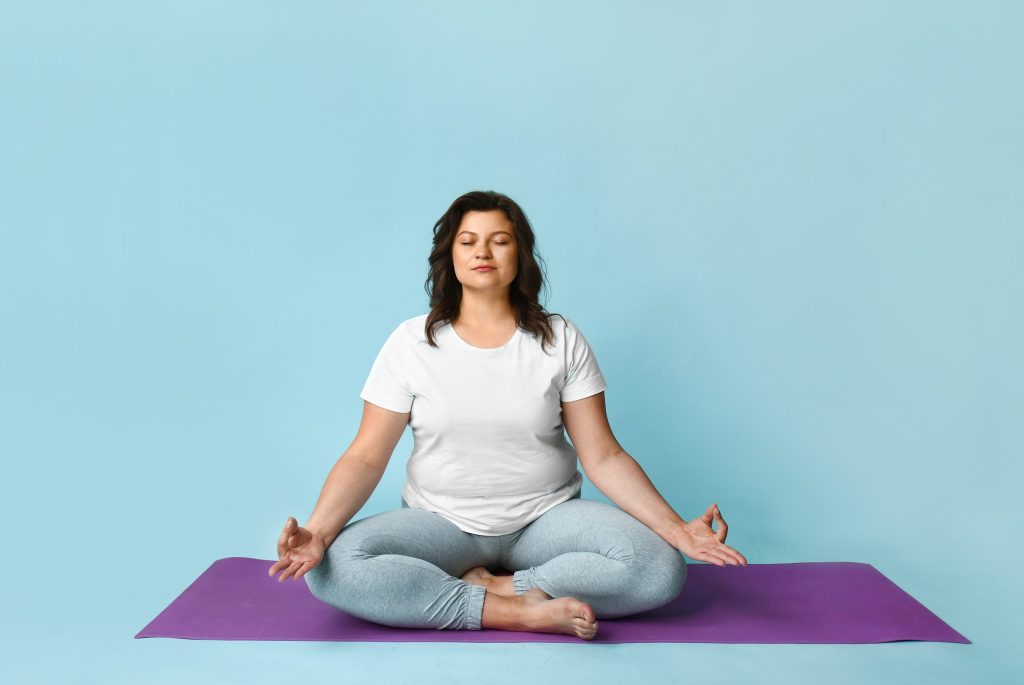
left=269, top=190, right=747, bottom=640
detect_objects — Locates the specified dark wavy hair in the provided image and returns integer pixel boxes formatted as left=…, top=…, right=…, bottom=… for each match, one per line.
left=423, top=190, right=562, bottom=353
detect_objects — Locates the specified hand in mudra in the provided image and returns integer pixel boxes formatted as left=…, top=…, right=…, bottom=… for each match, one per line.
left=268, top=517, right=325, bottom=582
left=674, top=503, right=748, bottom=567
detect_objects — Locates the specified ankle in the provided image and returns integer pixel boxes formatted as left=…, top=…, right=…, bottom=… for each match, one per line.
left=481, top=591, right=534, bottom=630
left=490, top=574, right=516, bottom=596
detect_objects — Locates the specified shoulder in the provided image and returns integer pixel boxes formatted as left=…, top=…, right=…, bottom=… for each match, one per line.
left=397, top=312, right=429, bottom=331
left=545, top=312, right=571, bottom=330
left=391, top=313, right=431, bottom=345
left=374, top=313, right=427, bottom=344
left=537, top=314, right=593, bottom=357
left=545, top=312, right=582, bottom=338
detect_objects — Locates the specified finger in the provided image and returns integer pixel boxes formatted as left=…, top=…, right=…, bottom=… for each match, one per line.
left=721, top=544, right=748, bottom=566
left=716, top=549, right=742, bottom=566
left=278, top=560, right=303, bottom=582
left=713, top=507, right=728, bottom=542
left=269, top=555, right=296, bottom=575
left=288, top=526, right=311, bottom=549
left=701, top=503, right=717, bottom=523
left=286, top=559, right=305, bottom=580
left=277, top=517, right=296, bottom=556
left=293, top=560, right=316, bottom=581
left=713, top=542, right=746, bottom=566
left=701, top=552, right=727, bottom=567
left=291, top=561, right=309, bottom=581
left=276, top=558, right=295, bottom=582
left=271, top=556, right=298, bottom=579
left=711, top=548, right=737, bottom=565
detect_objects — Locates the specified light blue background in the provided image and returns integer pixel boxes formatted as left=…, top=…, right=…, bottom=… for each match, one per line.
left=1, top=1, right=1020, bottom=682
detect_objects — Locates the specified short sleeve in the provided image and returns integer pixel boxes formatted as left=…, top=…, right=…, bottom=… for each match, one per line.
left=559, top=317, right=608, bottom=402
left=359, top=324, right=414, bottom=413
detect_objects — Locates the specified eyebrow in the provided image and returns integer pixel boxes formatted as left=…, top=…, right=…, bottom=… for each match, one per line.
left=456, top=230, right=513, bottom=238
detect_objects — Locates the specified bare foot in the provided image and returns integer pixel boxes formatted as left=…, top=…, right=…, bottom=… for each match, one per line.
left=528, top=595, right=599, bottom=640
left=460, top=566, right=552, bottom=599
left=460, top=565, right=496, bottom=588
left=482, top=591, right=599, bottom=640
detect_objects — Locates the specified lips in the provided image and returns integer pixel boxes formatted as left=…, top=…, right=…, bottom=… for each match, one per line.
left=473, top=266, right=496, bottom=271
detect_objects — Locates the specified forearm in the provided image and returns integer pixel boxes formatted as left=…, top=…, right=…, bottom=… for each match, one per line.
left=304, top=454, right=386, bottom=548
left=585, top=452, right=687, bottom=548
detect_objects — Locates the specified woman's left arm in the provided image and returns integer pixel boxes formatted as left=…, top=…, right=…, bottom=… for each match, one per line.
left=561, top=392, right=748, bottom=567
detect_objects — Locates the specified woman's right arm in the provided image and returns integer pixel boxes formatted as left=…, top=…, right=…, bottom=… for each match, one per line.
left=304, top=401, right=410, bottom=548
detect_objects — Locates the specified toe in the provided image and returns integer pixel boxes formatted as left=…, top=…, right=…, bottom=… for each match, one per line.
left=573, top=615, right=598, bottom=631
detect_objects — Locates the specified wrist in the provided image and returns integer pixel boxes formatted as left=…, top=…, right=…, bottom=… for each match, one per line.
left=664, top=518, right=689, bottom=550
left=305, top=522, right=333, bottom=546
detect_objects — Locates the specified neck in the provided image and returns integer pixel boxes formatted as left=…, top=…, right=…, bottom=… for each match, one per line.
left=455, top=290, right=516, bottom=328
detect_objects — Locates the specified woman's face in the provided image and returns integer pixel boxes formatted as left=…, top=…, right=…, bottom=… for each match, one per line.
left=452, top=210, right=518, bottom=292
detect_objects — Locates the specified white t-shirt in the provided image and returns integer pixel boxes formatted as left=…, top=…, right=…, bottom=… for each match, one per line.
left=358, top=312, right=608, bottom=535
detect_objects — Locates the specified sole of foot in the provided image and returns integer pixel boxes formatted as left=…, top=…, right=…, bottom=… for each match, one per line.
left=460, top=565, right=551, bottom=599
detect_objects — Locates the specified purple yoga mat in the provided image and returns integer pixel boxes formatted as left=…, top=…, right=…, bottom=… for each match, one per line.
left=135, top=557, right=969, bottom=644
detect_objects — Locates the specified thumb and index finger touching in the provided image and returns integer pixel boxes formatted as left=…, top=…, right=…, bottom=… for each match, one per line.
left=270, top=517, right=308, bottom=578
left=270, top=505, right=742, bottom=577
left=697, top=503, right=730, bottom=545
left=702, top=503, right=749, bottom=566
left=276, top=517, right=310, bottom=553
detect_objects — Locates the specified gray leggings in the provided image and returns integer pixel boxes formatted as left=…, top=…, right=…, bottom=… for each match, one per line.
left=304, top=493, right=688, bottom=630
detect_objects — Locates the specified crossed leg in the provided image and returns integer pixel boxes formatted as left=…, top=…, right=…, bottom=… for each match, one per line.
left=496, top=497, right=688, bottom=619
left=303, top=505, right=600, bottom=638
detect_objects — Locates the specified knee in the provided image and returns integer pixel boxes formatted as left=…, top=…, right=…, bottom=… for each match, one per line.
left=303, top=562, right=328, bottom=599
left=636, top=545, right=687, bottom=609
left=303, top=542, right=363, bottom=606
left=660, top=551, right=688, bottom=603
left=303, top=553, right=340, bottom=603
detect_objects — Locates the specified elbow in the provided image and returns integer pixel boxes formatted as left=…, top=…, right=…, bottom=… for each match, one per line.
left=579, top=448, right=629, bottom=476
